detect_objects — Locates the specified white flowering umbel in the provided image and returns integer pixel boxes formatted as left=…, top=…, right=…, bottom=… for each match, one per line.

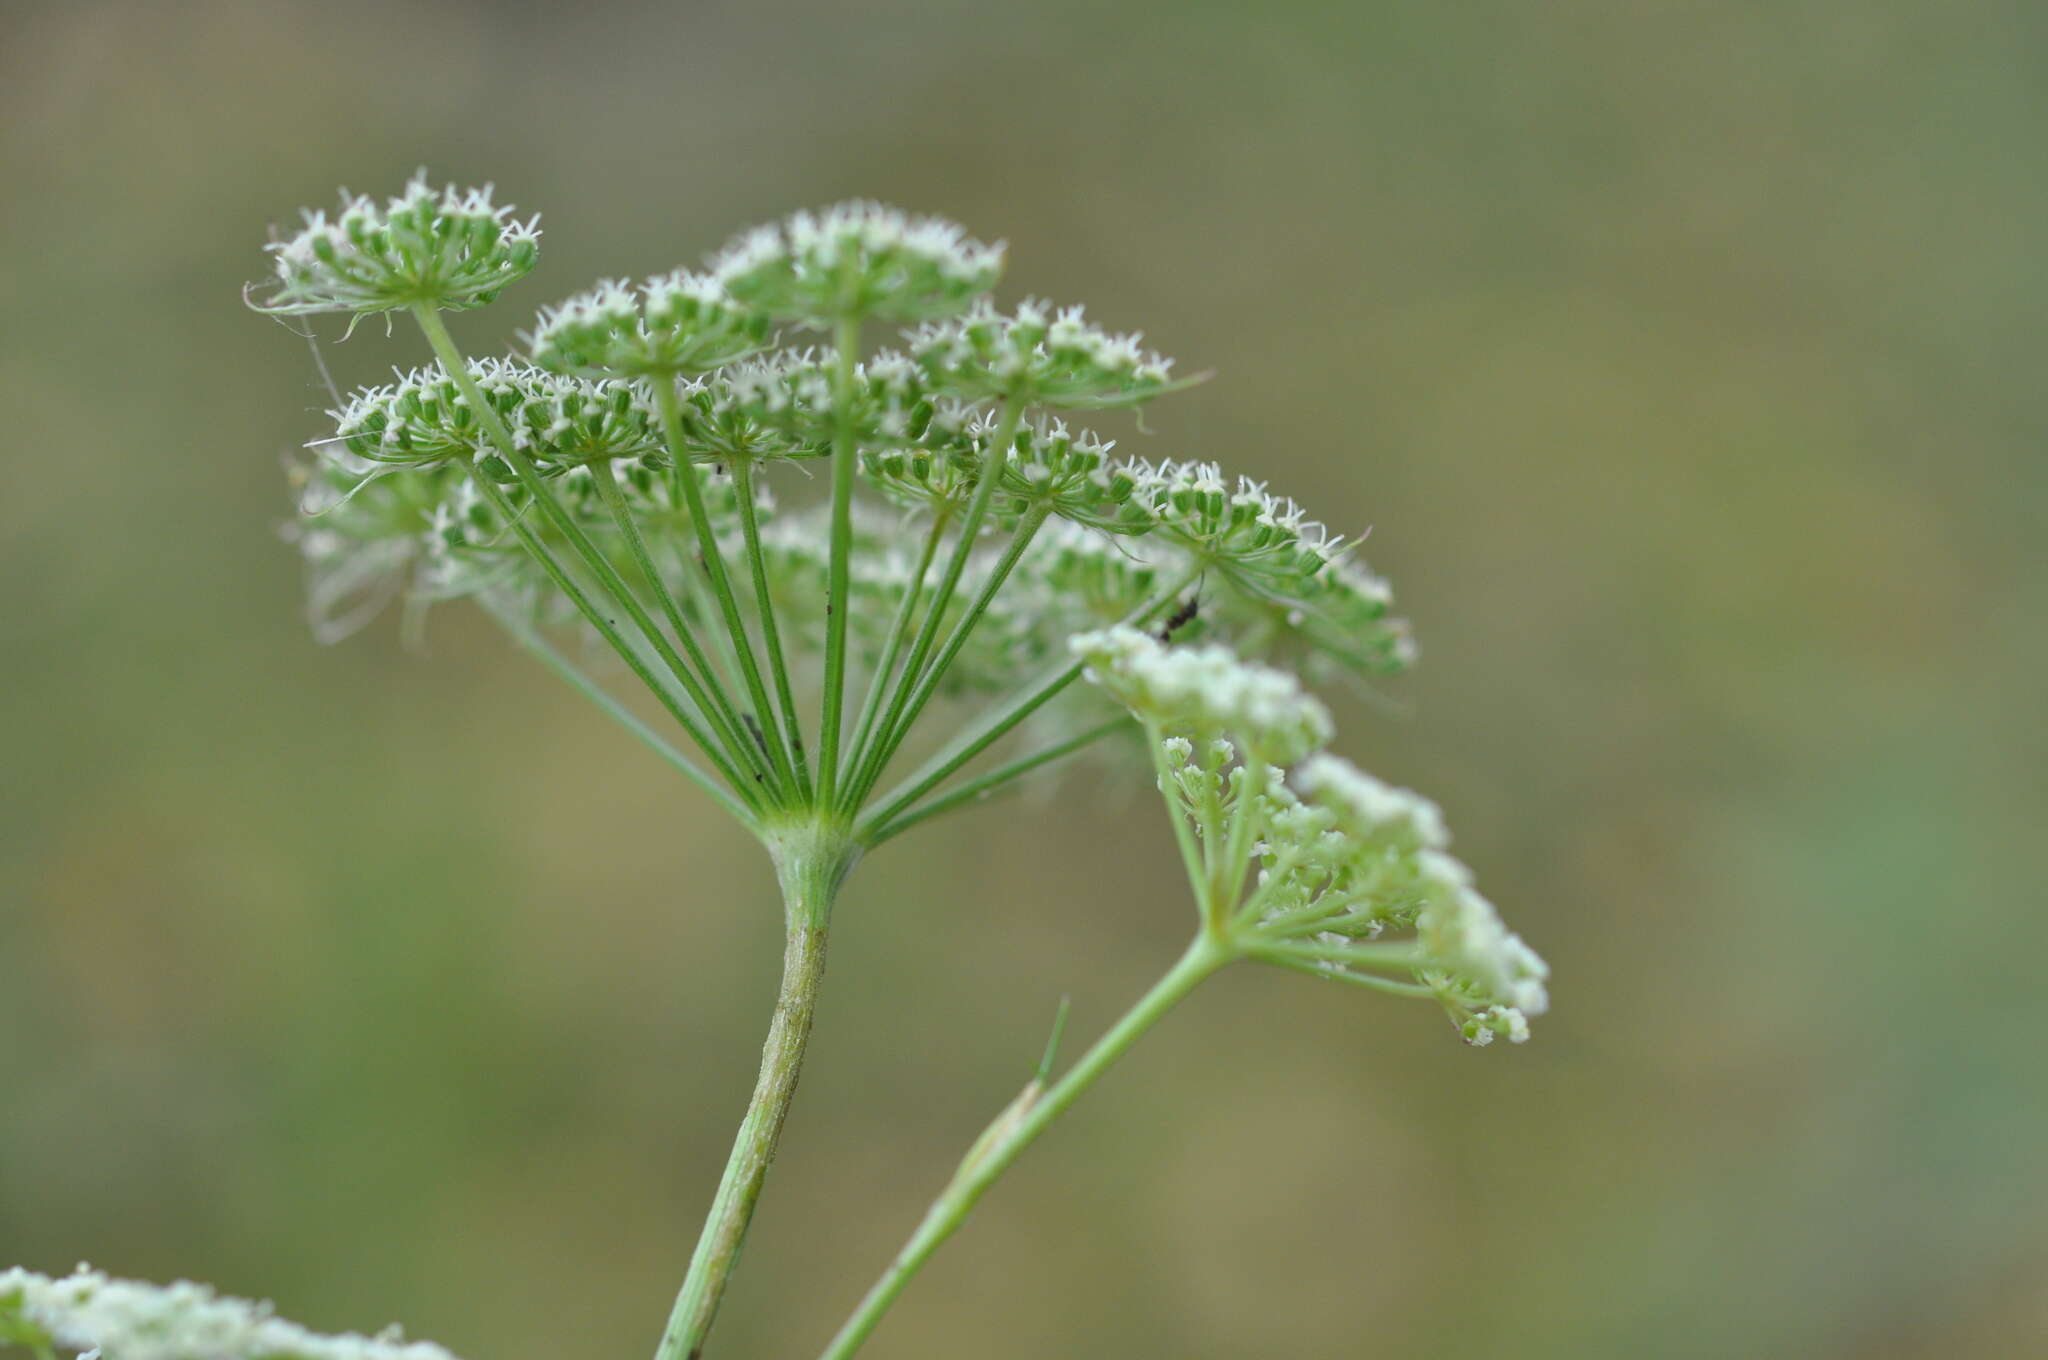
left=225, top=175, right=1546, bottom=1360
left=527, top=272, right=771, bottom=378
left=0, top=1267, right=458, bottom=1360
left=909, top=300, right=1184, bottom=408
left=1070, top=627, right=1547, bottom=1044
left=711, top=202, right=1004, bottom=324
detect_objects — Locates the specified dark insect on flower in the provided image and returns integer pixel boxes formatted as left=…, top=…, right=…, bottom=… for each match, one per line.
left=1156, top=590, right=1202, bottom=642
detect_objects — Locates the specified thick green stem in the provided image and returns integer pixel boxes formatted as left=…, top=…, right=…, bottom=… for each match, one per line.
left=656, top=822, right=856, bottom=1360
left=816, top=933, right=1231, bottom=1360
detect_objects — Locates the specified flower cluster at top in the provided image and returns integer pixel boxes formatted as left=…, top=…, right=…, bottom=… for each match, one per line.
left=1072, top=627, right=1549, bottom=1044
left=0, top=1266, right=459, bottom=1360
left=278, top=177, right=1412, bottom=726
left=257, top=178, right=1553, bottom=1048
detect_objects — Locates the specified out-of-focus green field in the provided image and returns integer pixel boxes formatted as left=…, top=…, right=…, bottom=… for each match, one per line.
left=3, top=2, right=2043, bottom=1355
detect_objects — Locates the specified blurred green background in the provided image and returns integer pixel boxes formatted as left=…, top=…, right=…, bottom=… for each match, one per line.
left=4, top=1, right=2045, bottom=1355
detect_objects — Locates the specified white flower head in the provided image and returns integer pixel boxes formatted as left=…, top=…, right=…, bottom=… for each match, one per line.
left=1417, top=862, right=1551, bottom=1019
left=1293, top=753, right=1450, bottom=851
left=710, top=202, right=1002, bottom=324
left=527, top=270, right=770, bottom=378
left=1123, top=460, right=1414, bottom=676
left=1460, top=1005, right=1532, bottom=1046
left=255, top=172, right=539, bottom=316
left=332, top=360, right=661, bottom=473
left=1070, top=626, right=1332, bottom=764
left=908, top=300, right=1185, bottom=409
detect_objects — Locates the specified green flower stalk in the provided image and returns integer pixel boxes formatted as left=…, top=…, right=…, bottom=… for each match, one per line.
left=0, top=173, right=1549, bottom=1360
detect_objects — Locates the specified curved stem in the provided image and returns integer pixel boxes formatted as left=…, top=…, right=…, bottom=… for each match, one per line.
left=656, top=824, right=855, bottom=1360
left=1252, top=952, right=1436, bottom=998
left=816, top=933, right=1231, bottom=1360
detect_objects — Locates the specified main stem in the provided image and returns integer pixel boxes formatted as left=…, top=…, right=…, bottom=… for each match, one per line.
left=656, top=824, right=854, bottom=1360
left=816, top=933, right=1230, bottom=1360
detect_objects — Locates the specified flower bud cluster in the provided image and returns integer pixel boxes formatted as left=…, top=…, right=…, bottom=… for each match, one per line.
left=528, top=271, right=771, bottom=378
left=861, top=440, right=978, bottom=517
left=1295, top=753, right=1448, bottom=852
left=670, top=349, right=942, bottom=464
left=0, top=1265, right=459, bottom=1360
left=257, top=173, right=538, bottom=316
left=989, top=419, right=1153, bottom=533
left=334, top=360, right=662, bottom=473
left=909, top=300, right=1180, bottom=408
left=1070, top=626, right=1332, bottom=764
left=273, top=181, right=1413, bottom=767
left=712, top=201, right=1004, bottom=323
left=1123, top=460, right=1413, bottom=675
left=1130, top=461, right=1338, bottom=585
left=1415, top=852, right=1552, bottom=1023
left=1081, top=631, right=1547, bottom=1045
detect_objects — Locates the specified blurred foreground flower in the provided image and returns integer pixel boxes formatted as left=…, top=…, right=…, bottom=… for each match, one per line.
left=0, top=1267, right=458, bottom=1360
